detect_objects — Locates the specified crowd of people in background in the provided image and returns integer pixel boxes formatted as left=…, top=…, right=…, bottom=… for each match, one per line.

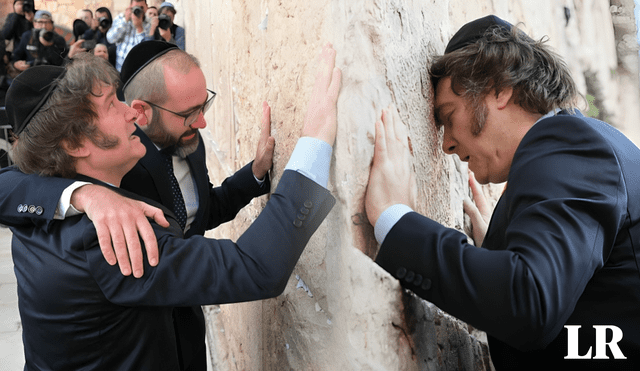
left=0, top=0, right=186, bottom=91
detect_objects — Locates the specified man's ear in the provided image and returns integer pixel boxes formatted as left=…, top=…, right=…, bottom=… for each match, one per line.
left=130, top=99, right=152, bottom=127
left=493, top=87, right=514, bottom=110
left=61, top=139, right=90, bottom=158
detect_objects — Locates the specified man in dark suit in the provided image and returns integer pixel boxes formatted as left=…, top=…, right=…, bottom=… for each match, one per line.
left=365, top=15, right=640, bottom=369
left=4, top=44, right=340, bottom=370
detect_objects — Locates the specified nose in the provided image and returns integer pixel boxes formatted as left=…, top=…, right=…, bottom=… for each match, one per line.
left=189, top=112, right=207, bottom=129
left=124, top=104, right=142, bottom=124
left=442, top=127, right=457, bottom=154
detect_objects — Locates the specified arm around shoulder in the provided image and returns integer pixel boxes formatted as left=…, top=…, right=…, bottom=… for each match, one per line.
left=87, top=170, right=335, bottom=306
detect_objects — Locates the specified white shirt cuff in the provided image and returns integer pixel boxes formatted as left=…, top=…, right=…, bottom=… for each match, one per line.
left=55, top=181, right=91, bottom=219
left=253, top=174, right=265, bottom=185
left=374, top=204, right=413, bottom=244
left=285, top=137, right=333, bottom=189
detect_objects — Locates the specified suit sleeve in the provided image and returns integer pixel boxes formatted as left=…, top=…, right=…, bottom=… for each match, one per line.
left=85, top=170, right=335, bottom=306
left=204, top=161, right=270, bottom=230
left=375, top=116, right=625, bottom=351
left=0, top=167, right=73, bottom=229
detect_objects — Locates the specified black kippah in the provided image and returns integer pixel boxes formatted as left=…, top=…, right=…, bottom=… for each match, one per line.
left=120, top=40, right=178, bottom=91
left=444, top=15, right=514, bottom=54
left=6, top=65, right=66, bottom=135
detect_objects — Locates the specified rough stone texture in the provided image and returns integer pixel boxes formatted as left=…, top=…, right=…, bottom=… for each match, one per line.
left=176, top=0, right=640, bottom=370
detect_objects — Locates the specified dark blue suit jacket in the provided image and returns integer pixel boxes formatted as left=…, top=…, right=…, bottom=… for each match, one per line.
left=10, top=170, right=334, bottom=370
left=0, top=128, right=270, bottom=370
left=375, top=111, right=640, bottom=369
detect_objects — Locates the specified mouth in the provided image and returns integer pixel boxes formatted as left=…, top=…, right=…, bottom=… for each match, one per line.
left=180, top=130, right=198, bottom=142
left=182, top=133, right=196, bottom=141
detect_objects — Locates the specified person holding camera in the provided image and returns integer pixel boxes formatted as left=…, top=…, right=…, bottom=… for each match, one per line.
left=2, top=1, right=35, bottom=48
left=107, top=0, right=151, bottom=71
left=146, top=6, right=158, bottom=19
left=11, top=10, right=67, bottom=73
left=79, top=7, right=116, bottom=66
left=145, top=2, right=185, bottom=50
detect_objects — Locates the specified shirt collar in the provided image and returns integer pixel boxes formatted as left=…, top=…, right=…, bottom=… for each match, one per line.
left=534, top=108, right=563, bottom=125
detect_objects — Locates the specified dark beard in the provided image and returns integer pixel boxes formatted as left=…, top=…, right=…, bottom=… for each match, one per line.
left=143, top=121, right=199, bottom=157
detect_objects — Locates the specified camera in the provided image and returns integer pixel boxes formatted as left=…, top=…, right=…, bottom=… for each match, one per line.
left=22, top=1, right=33, bottom=14
left=82, top=39, right=97, bottom=50
left=98, top=16, right=112, bottom=29
left=39, top=29, right=54, bottom=43
left=132, top=6, right=143, bottom=18
left=158, top=14, right=171, bottom=30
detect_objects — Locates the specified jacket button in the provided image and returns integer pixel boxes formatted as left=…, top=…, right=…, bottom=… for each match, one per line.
left=421, top=279, right=432, bottom=291
left=28, top=205, right=36, bottom=214
left=413, top=274, right=423, bottom=286
left=300, top=207, right=310, bottom=215
left=293, top=219, right=303, bottom=228
left=404, top=271, right=415, bottom=283
left=297, top=213, right=306, bottom=221
left=304, top=201, right=313, bottom=209
left=35, top=206, right=44, bottom=215
left=17, top=204, right=24, bottom=213
left=396, top=267, right=407, bottom=279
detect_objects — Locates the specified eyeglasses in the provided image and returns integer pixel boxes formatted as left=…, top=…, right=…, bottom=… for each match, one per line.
left=144, top=89, right=216, bottom=127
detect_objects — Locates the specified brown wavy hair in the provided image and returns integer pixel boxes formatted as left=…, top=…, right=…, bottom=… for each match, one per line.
left=430, top=24, right=578, bottom=135
left=12, top=53, right=121, bottom=178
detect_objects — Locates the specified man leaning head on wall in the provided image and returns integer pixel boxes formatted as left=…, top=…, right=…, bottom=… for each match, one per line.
left=366, top=15, right=640, bottom=369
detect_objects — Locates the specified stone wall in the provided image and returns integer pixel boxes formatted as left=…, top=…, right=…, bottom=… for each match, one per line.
left=190, top=1, right=639, bottom=370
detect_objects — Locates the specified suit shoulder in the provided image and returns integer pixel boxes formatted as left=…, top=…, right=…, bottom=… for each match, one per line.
left=521, top=114, right=607, bottom=147
left=508, top=113, right=622, bottom=200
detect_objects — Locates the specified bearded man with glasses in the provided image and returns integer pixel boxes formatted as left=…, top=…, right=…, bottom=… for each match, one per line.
left=114, top=41, right=275, bottom=371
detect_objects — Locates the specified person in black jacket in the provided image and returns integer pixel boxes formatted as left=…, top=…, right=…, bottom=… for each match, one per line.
left=11, top=10, right=67, bottom=72
left=1, top=0, right=34, bottom=49
left=82, top=7, right=116, bottom=66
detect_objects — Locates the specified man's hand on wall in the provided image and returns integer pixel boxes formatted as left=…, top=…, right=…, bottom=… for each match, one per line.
left=252, top=101, right=275, bottom=180
left=365, top=104, right=417, bottom=226
left=463, top=170, right=491, bottom=247
left=301, top=42, right=342, bottom=146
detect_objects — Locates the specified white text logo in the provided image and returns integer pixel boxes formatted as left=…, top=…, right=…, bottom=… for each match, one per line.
left=564, top=325, right=626, bottom=359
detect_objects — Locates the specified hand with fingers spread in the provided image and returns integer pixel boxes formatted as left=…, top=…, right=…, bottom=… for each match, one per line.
left=252, top=101, right=275, bottom=180
left=70, top=184, right=170, bottom=278
left=463, top=170, right=492, bottom=247
left=302, top=42, right=342, bottom=145
left=365, top=104, right=418, bottom=227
